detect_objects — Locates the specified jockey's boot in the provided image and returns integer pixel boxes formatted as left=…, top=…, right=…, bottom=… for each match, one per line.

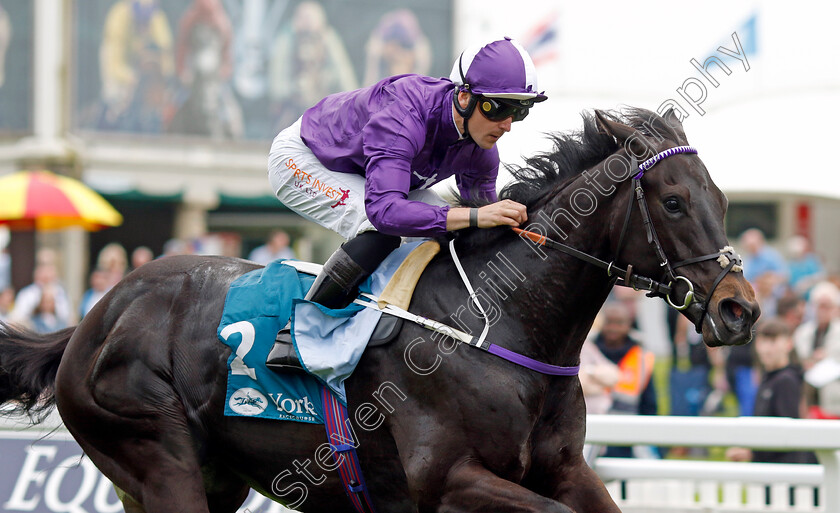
left=266, top=232, right=401, bottom=372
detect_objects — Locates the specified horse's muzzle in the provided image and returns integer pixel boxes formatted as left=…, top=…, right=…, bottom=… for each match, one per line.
left=702, top=293, right=760, bottom=347
left=718, top=297, right=760, bottom=344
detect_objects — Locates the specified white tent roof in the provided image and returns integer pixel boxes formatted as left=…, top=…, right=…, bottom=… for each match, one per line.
left=492, top=88, right=840, bottom=202
left=686, top=89, right=840, bottom=199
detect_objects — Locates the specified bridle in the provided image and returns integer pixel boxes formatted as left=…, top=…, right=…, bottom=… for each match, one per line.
left=514, top=145, right=743, bottom=333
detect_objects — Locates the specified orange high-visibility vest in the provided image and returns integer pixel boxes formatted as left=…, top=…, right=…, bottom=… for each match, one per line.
left=611, top=345, right=655, bottom=408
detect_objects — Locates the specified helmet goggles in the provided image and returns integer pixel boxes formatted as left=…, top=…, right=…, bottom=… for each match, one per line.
left=477, top=96, right=533, bottom=122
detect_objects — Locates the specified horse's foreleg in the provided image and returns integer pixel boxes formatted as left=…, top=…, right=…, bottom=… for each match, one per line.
left=436, top=460, right=575, bottom=513
left=116, top=486, right=146, bottom=513
left=548, top=463, right=622, bottom=513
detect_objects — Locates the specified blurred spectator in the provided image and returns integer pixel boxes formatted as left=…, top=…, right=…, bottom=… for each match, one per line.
left=9, top=252, right=72, bottom=328
left=726, top=319, right=816, bottom=465
left=787, top=235, right=824, bottom=298
left=97, top=242, right=129, bottom=288
left=739, top=228, right=788, bottom=289
left=248, top=230, right=295, bottom=264
left=579, top=338, right=620, bottom=415
left=611, top=286, right=642, bottom=324
left=0, top=245, right=9, bottom=292
left=579, top=336, right=620, bottom=465
left=28, top=286, right=68, bottom=333
left=669, top=311, right=713, bottom=416
left=130, top=246, right=154, bottom=270
left=79, top=268, right=111, bottom=319
left=776, top=292, right=806, bottom=334
left=794, top=282, right=840, bottom=418
left=161, top=238, right=193, bottom=257
left=363, top=9, right=431, bottom=86
left=725, top=342, right=759, bottom=417
left=729, top=230, right=787, bottom=416
left=753, top=271, right=783, bottom=318
left=828, top=274, right=840, bottom=293
left=793, top=282, right=840, bottom=372
left=592, top=302, right=658, bottom=458
left=0, top=286, right=13, bottom=321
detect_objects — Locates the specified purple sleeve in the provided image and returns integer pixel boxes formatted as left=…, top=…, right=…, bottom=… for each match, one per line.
left=362, top=101, right=451, bottom=237
left=455, top=148, right=500, bottom=203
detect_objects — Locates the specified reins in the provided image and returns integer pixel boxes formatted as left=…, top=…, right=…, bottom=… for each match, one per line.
left=514, top=145, right=743, bottom=332
left=355, top=146, right=742, bottom=377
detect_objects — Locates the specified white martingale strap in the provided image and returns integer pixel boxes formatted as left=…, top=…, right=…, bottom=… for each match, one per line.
left=448, top=238, right=491, bottom=347
left=353, top=293, right=483, bottom=348
left=353, top=261, right=582, bottom=376
left=352, top=239, right=493, bottom=351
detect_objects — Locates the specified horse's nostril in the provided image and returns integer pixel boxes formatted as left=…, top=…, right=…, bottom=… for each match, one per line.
left=720, top=298, right=747, bottom=325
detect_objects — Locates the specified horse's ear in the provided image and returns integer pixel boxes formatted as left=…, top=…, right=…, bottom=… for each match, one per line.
left=595, top=110, right=634, bottom=141
left=662, top=108, right=682, bottom=127
left=661, top=108, right=689, bottom=143
left=594, top=110, right=654, bottom=159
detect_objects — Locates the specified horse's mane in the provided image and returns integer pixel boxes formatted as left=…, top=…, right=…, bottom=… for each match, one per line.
left=451, top=107, right=682, bottom=249
left=457, top=107, right=682, bottom=210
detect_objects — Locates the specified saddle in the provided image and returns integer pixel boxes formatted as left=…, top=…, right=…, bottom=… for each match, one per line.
left=266, top=240, right=441, bottom=372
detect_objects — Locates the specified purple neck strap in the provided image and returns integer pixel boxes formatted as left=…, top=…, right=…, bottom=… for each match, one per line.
left=634, top=145, right=697, bottom=179
left=488, top=344, right=580, bottom=376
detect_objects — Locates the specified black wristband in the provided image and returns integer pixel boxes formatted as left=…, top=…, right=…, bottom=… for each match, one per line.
left=469, top=208, right=479, bottom=228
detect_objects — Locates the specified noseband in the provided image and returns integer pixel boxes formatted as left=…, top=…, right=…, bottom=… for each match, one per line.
left=514, top=145, right=742, bottom=333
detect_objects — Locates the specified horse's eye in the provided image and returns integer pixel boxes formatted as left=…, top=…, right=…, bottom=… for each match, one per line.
left=663, top=197, right=681, bottom=214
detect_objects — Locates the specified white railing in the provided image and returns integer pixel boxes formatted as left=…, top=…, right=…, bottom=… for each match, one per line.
left=586, top=415, right=840, bottom=512
left=4, top=412, right=839, bottom=512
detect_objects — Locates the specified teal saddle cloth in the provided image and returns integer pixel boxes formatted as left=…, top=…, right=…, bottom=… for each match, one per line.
left=217, top=242, right=423, bottom=423
left=218, top=260, right=325, bottom=423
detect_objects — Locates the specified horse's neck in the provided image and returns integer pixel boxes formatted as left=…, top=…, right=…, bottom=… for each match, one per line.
left=463, top=169, right=625, bottom=367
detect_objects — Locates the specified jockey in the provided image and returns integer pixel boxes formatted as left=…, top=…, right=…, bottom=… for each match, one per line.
left=267, top=36, right=546, bottom=317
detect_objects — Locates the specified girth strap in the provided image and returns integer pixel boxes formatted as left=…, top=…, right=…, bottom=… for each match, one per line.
left=321, top=387, right=377, bottom=513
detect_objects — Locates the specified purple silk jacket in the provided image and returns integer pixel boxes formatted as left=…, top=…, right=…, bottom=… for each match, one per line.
left=299, top=74, right=500, bottom=237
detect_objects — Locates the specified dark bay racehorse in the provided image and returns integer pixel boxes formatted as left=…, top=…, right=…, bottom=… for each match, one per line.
left=0, top=108, right=758, bottom=513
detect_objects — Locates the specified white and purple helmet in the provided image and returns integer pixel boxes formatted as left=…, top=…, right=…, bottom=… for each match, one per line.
left=450, top=37, right=547, bottom=103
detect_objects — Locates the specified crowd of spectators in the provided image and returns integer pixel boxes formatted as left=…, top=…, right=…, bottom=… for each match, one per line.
left=0, top=231, right=297, bottom=331
left=581, top=227, right=835, bottom=467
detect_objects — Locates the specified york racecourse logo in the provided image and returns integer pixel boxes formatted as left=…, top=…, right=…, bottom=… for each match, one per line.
left=229, top=387, right=268, bottom=416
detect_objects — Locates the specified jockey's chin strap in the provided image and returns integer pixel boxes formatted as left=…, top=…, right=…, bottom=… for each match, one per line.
left=514, top=145, right=743, bottom=333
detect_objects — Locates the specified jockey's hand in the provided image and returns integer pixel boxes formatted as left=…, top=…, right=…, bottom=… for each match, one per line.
left=446, top=200, right=528, bottom=231
left=477, top=199, right=528, bottom=228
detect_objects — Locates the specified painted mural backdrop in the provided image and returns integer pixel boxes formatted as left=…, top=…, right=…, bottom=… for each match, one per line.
left=0, top=2, right=33, bottom=134
left=73, top=0, right=453, bottom=141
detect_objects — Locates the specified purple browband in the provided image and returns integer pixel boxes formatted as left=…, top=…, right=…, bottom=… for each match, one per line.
left=488, top=344, right=581, bottom=376
left=634, top=146, right=697, bottom=179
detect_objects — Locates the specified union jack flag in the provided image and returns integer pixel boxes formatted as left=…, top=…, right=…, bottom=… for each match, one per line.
left=521, top=12, right=561, bottom=67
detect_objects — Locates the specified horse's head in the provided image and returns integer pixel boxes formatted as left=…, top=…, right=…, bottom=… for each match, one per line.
left=595, top=109, right=759, bottom=346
